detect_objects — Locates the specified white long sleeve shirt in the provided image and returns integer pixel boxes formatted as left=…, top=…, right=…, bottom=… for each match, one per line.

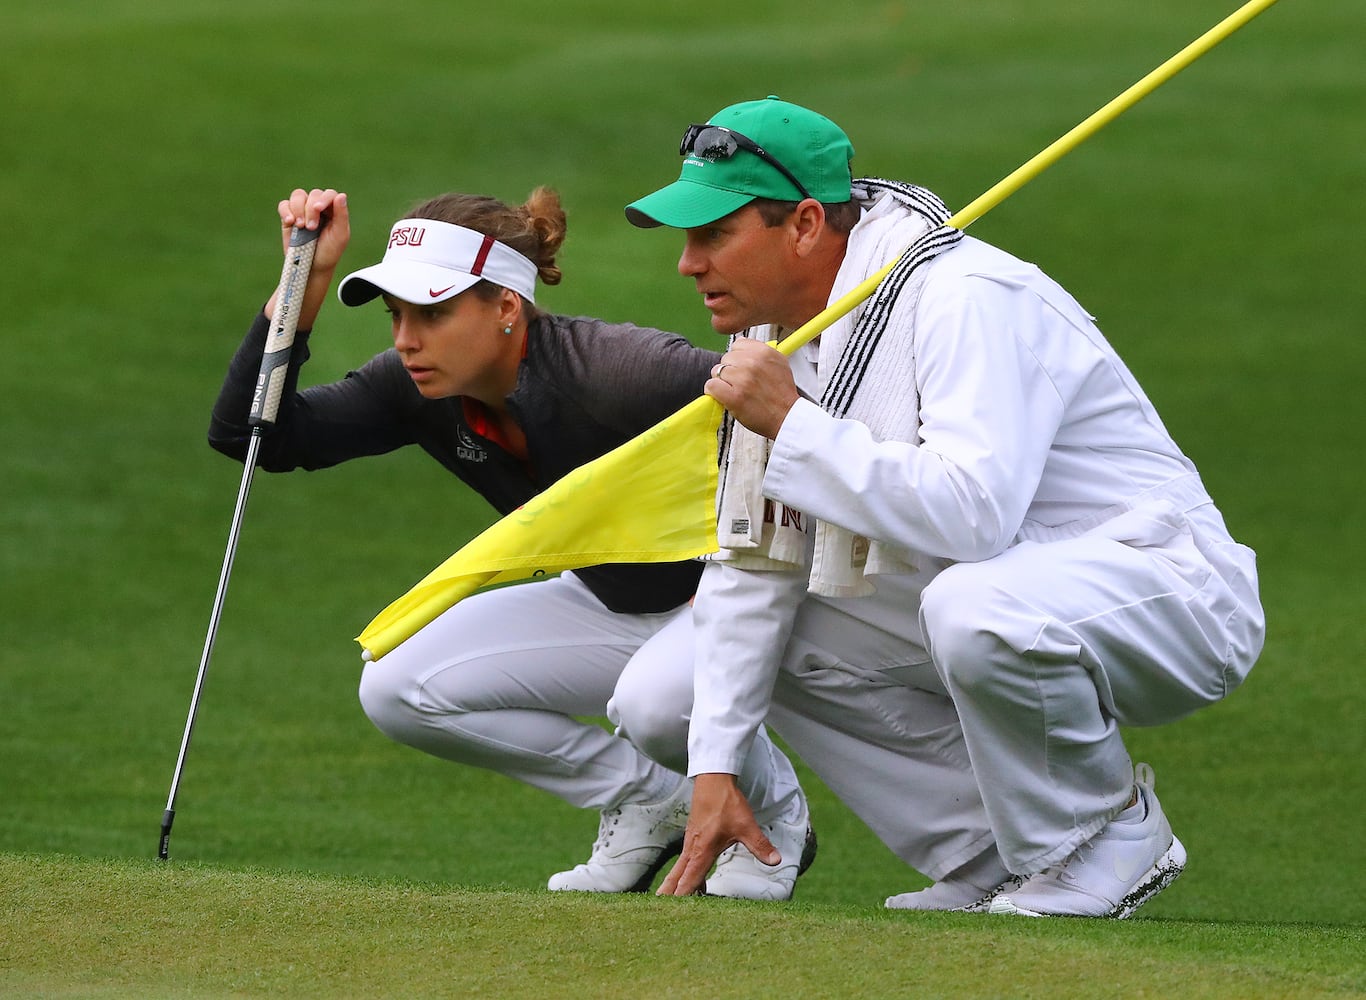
left=687, top=234, right=1210, bottom=777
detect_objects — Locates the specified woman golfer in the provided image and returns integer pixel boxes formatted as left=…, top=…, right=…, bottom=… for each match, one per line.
left=209, top=186, right=808, bottom=898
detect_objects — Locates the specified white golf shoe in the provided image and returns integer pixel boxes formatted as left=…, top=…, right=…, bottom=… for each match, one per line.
left=989, top=763, right=1186, bottom=919
left=885, top=848, right=1022, bottom=913
left=703, top=795, right=817, bottom=901
left=547, top=779, right=691, bottom=893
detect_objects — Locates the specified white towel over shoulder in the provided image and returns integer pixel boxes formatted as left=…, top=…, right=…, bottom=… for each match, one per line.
left=711, top=179, right=963, bottom=596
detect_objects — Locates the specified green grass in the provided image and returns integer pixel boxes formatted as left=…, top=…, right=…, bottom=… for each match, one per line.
left=3, top=854, right=1361, bottom=999
left=3, top=0, right=1364, bottom=995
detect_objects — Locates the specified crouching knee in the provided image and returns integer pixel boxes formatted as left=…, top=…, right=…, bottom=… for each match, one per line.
left=357, top=662, right=425, bottom=744
left=921, top=564, right=1025, bottom=693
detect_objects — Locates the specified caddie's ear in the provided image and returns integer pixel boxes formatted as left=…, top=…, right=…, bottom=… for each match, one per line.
left=790, top=199, right=828, bottom=258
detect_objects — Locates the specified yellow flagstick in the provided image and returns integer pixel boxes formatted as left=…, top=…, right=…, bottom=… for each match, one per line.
left=774, top=0, right=1283, bottom=359
left=357, top=0, right=1281, bottom=661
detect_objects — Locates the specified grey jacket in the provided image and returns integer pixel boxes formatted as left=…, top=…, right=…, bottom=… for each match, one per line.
left=210, top=310, right=720, bottom=613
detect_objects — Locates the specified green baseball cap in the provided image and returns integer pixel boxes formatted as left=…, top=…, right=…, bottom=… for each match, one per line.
left=625, top=96, right=854, bottom=229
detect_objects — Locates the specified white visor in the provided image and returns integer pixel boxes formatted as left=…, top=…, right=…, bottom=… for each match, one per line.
left=337, top=219, right=538, bottom=307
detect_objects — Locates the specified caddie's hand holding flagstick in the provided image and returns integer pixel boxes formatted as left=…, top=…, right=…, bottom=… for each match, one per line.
left=157, top=191, right=345, bottom=860
left=705, top=337, right=801, bottom=440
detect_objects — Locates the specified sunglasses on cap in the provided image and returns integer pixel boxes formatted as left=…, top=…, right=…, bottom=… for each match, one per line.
left=680, top=124, right=813, bottom=202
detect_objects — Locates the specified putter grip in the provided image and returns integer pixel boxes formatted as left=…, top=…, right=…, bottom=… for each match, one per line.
left=250, top=226, right=320, bottom=427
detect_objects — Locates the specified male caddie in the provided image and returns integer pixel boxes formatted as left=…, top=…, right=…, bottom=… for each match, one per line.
left=612, top=96, right=1264, bottom=916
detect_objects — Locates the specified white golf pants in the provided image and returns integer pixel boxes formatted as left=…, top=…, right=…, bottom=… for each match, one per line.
left=358, top=572, right=690, bottom=811
left=613, top=589, right=996, bottom=881
left=614, top=501, right=1261, bottom=882
left=923, top=500, right=1263, bottom=874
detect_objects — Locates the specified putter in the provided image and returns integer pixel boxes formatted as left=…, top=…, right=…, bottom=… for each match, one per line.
left=158, top=225, right=319, bottom=860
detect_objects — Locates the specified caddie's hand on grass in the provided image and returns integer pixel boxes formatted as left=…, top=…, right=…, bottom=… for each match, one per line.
left=705, top=337, right=800, bottom=441
left=266, top=187, right=351, bottom=330
left=657, top=772, right=779, bottom=896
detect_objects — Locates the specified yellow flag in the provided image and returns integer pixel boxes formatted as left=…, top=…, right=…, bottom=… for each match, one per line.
left=357, top=396, right=723, bottom=660
left=356, top=0, right=1280, bottom=661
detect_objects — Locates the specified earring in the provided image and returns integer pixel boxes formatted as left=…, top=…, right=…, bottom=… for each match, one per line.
left=502, top=325, right=513, bottom=336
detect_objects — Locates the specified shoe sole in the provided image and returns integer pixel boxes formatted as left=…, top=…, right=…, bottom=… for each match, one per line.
left=994, top=841, right=1185, bottom=918
left=957, top=875, right=1026, bottom=913
left=1111, top=835, right=1186, bottom=919
left=797, top=825, right=818, bottom=878
left=990, top=837, right=1187, bottom=919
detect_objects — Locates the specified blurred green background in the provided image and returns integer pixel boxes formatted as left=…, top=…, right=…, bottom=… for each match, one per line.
left=2, top=0, right=1362, bottom=927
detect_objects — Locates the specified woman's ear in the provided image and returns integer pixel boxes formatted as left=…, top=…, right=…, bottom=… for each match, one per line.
left=499, top=287, right=523, bottom=328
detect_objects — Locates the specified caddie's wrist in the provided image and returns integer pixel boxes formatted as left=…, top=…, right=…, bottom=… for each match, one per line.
left=694, top=772, right=741, bottom=791
left=765, top=397, right=799, bottom=441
